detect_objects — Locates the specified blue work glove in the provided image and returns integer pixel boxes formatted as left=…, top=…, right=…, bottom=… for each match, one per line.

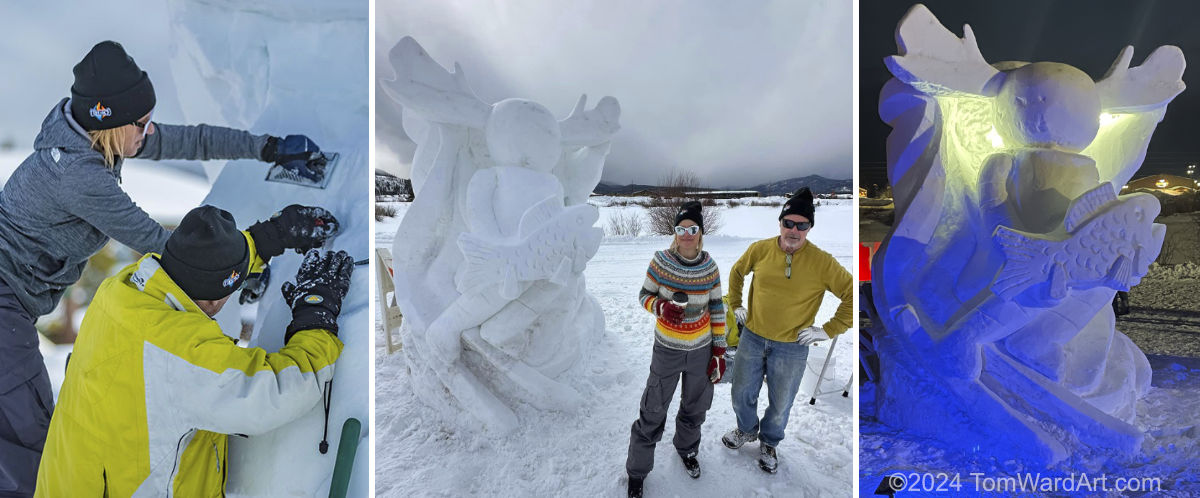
left=262, top=134, right=324, bottom=181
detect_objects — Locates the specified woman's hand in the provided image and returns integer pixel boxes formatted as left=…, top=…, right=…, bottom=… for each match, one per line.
left=262, top=134, right=324, bottom=181
left=653, top=299, right=684, bottom=325
left=708, top=343, right=727, bottom=383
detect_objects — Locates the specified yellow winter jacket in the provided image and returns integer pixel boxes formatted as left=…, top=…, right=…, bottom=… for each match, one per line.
left=727, top=237, right=853, bottom=342
left=36, top=233, right=343, bottom=497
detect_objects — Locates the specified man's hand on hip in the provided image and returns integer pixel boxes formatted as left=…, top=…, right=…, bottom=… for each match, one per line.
left=796, top=326, right=829, bottom=345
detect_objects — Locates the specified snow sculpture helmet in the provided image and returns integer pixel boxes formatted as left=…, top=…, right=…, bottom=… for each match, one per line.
left=485, top=99, right=562, bottom=172
left=992, top=62, right=1101, bottom=152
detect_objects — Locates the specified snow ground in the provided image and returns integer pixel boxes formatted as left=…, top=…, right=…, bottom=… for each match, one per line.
left=375, top=199, right=855, bottom=497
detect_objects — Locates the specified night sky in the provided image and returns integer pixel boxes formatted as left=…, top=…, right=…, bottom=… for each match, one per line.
left=861, top=1, right=1200, bottom=187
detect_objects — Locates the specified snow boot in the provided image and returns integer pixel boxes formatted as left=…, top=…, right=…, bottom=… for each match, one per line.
left=627, top=476, right=644, bottom=498
left=722, top=428, right=757, bottom=449
left=758, top=443, right=778, bottom=474
left=680, top=452, right=701, bottom=479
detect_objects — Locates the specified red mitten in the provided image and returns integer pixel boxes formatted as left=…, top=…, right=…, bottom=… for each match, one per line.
left=708, top=344, right=727, bottom=383
left=654, top=299, right=684, bottom=325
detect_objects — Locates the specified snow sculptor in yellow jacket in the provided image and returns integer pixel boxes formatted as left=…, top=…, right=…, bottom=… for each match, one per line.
left=36, top=204, right=348, bottom=497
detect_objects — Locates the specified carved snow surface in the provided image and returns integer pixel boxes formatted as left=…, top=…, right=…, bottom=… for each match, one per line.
left=381, top=37, right=619, bottom=433
left=870, top=4, right=1184, bottom=465
left=164, top=0, right=370, bottom=495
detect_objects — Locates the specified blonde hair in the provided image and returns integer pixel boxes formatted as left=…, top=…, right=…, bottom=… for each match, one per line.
left=87, top=127, right=130, bottom=168
left=669, top=233, right=704, bottom=254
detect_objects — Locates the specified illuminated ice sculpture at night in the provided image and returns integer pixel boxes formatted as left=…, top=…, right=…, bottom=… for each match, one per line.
left=380, top=37, right=619, bottom=432
left=870, top=4, right=1184, bottom=464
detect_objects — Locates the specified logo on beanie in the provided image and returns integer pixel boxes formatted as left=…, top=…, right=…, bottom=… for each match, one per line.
left=89, top=103, right=112, bottom=121
left=222, top=270, right=240, bottom=288
left=304, top=294, right=324, bottom=304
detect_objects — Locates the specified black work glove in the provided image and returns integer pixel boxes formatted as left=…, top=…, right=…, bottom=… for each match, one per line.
left=248, top=205, right=340, bottom=260
left=262, top=134, right=325, bottom=182
left=282, top=250, right=354, bottom=343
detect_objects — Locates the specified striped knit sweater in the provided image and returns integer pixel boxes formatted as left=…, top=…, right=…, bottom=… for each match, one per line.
left=639, top=249, right=726, bottom=351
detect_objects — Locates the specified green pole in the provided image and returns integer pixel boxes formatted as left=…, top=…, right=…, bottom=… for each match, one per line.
left=328, top=418, right=362, bottom=498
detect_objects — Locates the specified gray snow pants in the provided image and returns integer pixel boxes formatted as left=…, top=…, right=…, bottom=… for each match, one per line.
left=0, top=281, right=51, bottom=498
left=626, top=341, right=714, bottom=479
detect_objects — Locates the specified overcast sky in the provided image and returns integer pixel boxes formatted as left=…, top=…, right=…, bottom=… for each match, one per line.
left=377, top=0, right=852, bottom=187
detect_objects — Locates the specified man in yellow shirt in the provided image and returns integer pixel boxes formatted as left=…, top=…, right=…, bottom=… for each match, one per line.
left=719, top=187, right=852, bottom=474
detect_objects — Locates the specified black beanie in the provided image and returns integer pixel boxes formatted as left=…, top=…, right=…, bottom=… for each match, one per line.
left=674, top=201, right=704, bottom=233
left=70, top=41, right=156, bottom=131
left=780, top=187, right=815, bottom=225
left=160, top=206, right=249, bottom=301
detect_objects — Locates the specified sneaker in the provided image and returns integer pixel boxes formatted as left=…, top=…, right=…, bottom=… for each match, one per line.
left=627, top=476, right=644, bottom=498
left=722, top=428, right=758, bottom=449
left=758, top=443, right=778, bottom=474
left=680, top=452, right=701, bottom=479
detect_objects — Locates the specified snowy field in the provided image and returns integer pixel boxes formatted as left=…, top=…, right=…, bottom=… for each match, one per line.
left=375, top=199, right=855, bottom=497
left=860, top=249, right=1200, bottom=495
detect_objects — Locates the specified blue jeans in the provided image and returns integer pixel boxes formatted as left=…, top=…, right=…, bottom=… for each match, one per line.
left=730, top=327, right=808, bottom=447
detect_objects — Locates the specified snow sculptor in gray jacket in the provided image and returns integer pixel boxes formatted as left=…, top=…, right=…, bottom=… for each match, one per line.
left=0, top=98, right=271, bottom=322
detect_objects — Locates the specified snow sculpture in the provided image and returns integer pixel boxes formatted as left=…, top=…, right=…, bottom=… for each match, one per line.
left=381, top=37, right=619, bottom=432
left=167, top=1, right=369, bottom=496
left=870, top=4, right=1184, bottom=464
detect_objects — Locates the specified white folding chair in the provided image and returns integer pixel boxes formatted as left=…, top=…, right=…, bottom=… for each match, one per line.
left=808, top=335, right=852, bottom=405
left=376, top=248, right=404, bottom=353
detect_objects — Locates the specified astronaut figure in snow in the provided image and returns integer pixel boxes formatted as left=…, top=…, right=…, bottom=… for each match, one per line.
left=381, top=37, right=620, bottom=432
left=869, top=4, right=1184, bottom=464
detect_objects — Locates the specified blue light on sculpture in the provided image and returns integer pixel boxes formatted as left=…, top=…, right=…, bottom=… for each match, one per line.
left=869, top=4, right=1185, bottom=465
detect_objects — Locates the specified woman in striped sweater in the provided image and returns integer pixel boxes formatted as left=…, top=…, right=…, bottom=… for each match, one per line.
left=625, top=201, right=726, bottom=498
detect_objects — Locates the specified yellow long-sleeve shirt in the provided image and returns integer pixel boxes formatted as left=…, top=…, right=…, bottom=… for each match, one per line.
left=727, top=237, right=853, bottom=342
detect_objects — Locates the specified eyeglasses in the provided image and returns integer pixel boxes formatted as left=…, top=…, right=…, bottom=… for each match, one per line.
left=782, top=219, right=811, bottom=231
left=786, top=253, right=792, bottom=279
left=674, top=225, right=700, bottom=236
left=133, top=111, right=154, bottom=140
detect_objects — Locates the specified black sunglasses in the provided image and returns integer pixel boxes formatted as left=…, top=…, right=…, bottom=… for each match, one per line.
left=782, top=219, right=811, bottom=231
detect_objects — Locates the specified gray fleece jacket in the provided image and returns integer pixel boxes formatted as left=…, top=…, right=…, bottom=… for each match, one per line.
left=0, top=98, right=269, bottom=317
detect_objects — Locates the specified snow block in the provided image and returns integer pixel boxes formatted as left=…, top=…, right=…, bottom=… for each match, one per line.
left=165, top=0, right=369, bottom=495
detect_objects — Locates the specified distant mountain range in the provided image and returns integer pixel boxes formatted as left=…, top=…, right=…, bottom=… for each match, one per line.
left=594, top=175, right=851, bottom=196
left=377, top=170, right=851, bottom=198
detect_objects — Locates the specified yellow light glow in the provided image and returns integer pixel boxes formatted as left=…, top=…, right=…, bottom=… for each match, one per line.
left=985, top=127, right=1005, bottom=148
left=936, top=96, right=1002, bottom=183
left=1099, top=113, right=1122, bottom=126
left=1156, top=179, right=1169, bottom=188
